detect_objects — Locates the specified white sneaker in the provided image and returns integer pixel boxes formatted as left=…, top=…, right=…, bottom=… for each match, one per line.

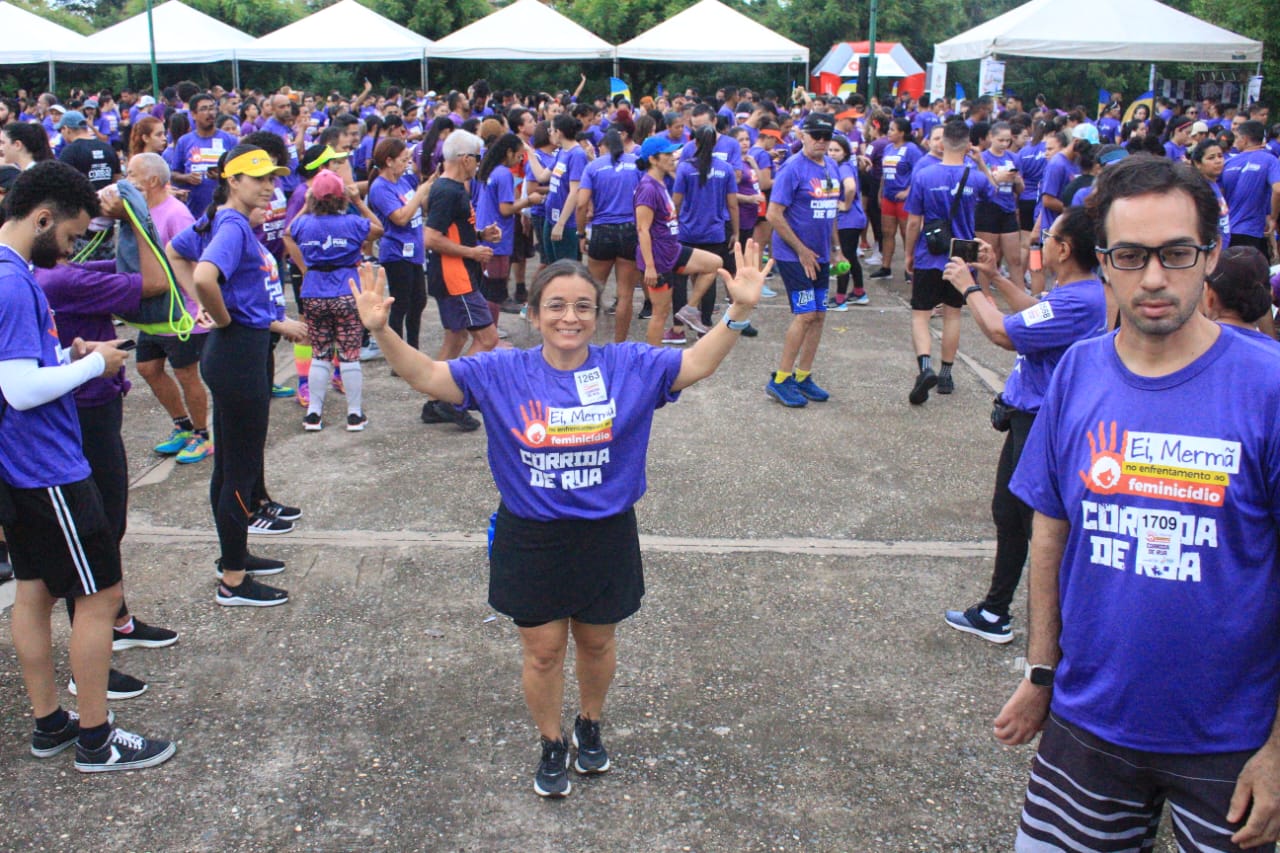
left=864, top=251, right=883, bottom=267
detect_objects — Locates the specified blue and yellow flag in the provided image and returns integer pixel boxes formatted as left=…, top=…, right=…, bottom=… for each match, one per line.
left=1097, top=88, right=1111, bottom=119
left=610, top=77, right=631, bottom=103
left=1123, top=91, right=1154, bottom=123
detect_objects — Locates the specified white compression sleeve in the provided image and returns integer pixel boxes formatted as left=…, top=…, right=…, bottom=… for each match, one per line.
left=0, top=354, right=106, bottom=411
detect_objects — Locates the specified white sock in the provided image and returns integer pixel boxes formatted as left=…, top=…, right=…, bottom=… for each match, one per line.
left=341, top=360, right=363, bottom=415
left=307, top=360, right=332, bottom=415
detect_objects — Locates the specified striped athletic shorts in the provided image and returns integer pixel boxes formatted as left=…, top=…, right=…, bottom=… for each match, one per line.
left=1016, top=714, right=1269, bottom=852
left=7, top=477, right=121, bottom=598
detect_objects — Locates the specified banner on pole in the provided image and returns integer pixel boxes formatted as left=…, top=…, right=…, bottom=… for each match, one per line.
left=927, top=62, right=947, bottom=100
left=1248, top=76, right=1263, bottom=104
left=979, top=58, right=1006, bottom=96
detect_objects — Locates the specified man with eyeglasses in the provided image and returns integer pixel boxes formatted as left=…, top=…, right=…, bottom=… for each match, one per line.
left=997, top=154, right=1280, bottom=852
left=421, top=129, right=501, bottom=430
left=170, top=93, right=237, bottom=218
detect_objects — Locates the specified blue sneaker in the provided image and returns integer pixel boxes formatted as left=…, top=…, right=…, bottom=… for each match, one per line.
left=765, top=375, right=808, bottom=408
left=175, top=435, right=214, bottom=464
left=760, top=284, right=777, bottom=298
left=153, top=428, right=192, bottom=455
left=850, top=292, right=870, bottom=305
left=793, top=375, right=830, bottom=402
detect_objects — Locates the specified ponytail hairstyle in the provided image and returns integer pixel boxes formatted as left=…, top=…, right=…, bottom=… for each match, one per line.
left=419, top=115, right=454, bottom=175
left=693, top=123, right=716, bottom=185
left=194, top=142, right=263, bottom=233
left=552, top=113, right=581, bottom=142
left=478, top=132, right=522, bottom=183
left=602, top=128, right=625, bottom=164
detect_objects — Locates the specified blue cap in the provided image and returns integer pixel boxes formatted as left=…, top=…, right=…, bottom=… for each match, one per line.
left=56, top=110, right=87, bottom=130
left=639, top=136, right=682, bottom=160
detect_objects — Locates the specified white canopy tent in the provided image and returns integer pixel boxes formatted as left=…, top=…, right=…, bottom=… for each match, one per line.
left=429, top=0, right=612, bottom=61
left=239, top=0, right=434, bottom=86
left=65, top=1, right=256, bottom=88
left=932, top=0, right=1263, bottom=64
left=0, top=2, right=88, bottom=90
left=617, top=0, right=808, bottom=77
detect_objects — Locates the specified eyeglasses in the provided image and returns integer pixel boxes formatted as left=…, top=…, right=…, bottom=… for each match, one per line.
left=1098, top=242, right=1216, bottom=271
left=804, top=131, right=832, bottom=141
left=541, top=299, right=598, bottom=319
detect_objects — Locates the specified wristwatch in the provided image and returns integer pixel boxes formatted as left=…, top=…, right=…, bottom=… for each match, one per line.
left=724, top=314, right=752, bottom=332
left=962, top=284, right=984, bottom=301
left=1025, top=663, right=1055, bottom=688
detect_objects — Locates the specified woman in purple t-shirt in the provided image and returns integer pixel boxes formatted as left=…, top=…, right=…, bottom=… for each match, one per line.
left=350, top=245, right=764, bottom=799
left=632, top=136, right=724, bottom=347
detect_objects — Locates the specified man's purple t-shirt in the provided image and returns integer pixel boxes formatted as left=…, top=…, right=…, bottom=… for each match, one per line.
left=905, top=162, right=995, bottom=272
left=259, top=116, right=300, bottom=193
left=0, top=246, right=90, bottom=488
left=634, top=173, right=681, bottom=273
left=769, top=154, right=841, bottom=264
left=36, top=261, right=141, bottom=408
left=1010, top=328, right=1280, bottom=754
left=1221, top=149, right=1280, bottom=238
left=448, top=342, right=683, bottom=521
left=172, top=130, right=237, bottom=216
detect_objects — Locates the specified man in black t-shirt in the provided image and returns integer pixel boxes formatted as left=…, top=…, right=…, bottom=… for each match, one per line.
left=421, top=129, right=501, bottom=429
left=56, top=111, right=120, bottom=192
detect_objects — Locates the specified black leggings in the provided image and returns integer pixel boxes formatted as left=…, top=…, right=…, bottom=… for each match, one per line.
left=861, top=173, right=883, bottom=248
left=384, top=260, right=427, bottom=350
left=836, top=227, right=866, bottom=295
left=674, top=238, right=736, bottom=325
left=66, top=397, right=129, bottom=623
left=980, top=410, right=1037, bottom=616
left=201, top=323, right=272, bottom=574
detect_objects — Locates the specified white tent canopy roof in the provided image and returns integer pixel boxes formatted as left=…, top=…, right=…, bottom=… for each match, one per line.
left=239, top=0, right=432, bottom=62
left=67, top=0, right=255, bottom=63
left=429, top=0, right=611, bottom=60
left=617, top=0, right=806, bottom=63
left=0, top=2, right=87, bottom=64
left=933, top=0, right=1262, bottom=64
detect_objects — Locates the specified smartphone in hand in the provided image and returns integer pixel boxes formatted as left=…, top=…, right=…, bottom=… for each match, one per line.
left=950, top=238, right=981, bottom=264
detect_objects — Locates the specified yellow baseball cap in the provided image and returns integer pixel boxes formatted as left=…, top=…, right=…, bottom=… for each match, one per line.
left=223, top=149, right=290, bottom=178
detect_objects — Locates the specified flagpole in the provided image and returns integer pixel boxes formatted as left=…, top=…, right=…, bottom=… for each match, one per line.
left=867, top=0, right=879, bottom=101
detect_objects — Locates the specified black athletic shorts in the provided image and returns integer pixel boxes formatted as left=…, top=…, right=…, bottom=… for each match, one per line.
left=490, top=503, right=643, bottom=627
left=136, top=331, right=206, bottom=369
left=587, top=222, right=639, bottom=262
left=1017, top=198, right=1038, bottom=233
left=976, top=202, right=1020, bottom=235
left=6, top=477, right=122, bottom=598
left=911, top=267, right=965, bottom=311
left=513, top=218, right=535, bottom=262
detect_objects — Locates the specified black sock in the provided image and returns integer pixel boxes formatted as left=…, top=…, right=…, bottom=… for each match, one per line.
left=917, top=355, right=932, bottom=372
left=36, top=707, right=69, bottom=733
left=174, top=415, right=194, bottom=432
left=78, top=721, right=111, bottom=750
left=940, top=361, right=953, bottom=379
left=193, top=428, right=209, bottom=440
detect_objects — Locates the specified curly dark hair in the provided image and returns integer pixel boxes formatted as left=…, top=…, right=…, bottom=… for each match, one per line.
left=3, top=159, right=100, bottom=223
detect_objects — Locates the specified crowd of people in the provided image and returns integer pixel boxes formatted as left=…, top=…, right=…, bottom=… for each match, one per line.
left=2, top=72, right=1280, bottom=848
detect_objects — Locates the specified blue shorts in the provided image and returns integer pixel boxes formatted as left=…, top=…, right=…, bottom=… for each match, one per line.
left=777, top=260, right=828, bottom=315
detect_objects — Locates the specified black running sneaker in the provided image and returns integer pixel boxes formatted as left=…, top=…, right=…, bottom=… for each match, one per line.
left=572, top=715, right=611, bottom=774
left=31, top=709, right=112, bottom=758
left=421, top=400, right=449, bottom=424
left=868, top=267, right=893, bottom=279
left=262, top=500, right=301, bottom=521
left=936, top=372, right=955, bottom=395
left=944, top=605, right=1014, bottom=644
left=346, top=412, right=368, bottom=432
left=216, top=557, right=285, bottom=579
left=112, top=619, right=179, bottom=651
left=75, top=727, right=176, bottom=773
left=303, top=412, right=323, bottom=431
left=534, top=736, right=572, bottom=798
left=909, top=368, right=938, bottom=405
left=68, top=669, right=147, bottom=700
left=434, top=401, right=481, bottom=432
left=247, top=510, right=293, bottom=535
left=216, top=575, right=289, bottom=607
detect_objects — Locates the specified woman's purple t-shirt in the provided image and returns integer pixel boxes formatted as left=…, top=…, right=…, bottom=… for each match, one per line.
left=634, top=173, right=681, bottom=273
left=289, top=213, right=370, bottom=298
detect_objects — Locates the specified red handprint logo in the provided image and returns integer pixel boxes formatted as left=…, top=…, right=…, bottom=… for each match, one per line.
left=511, top=400, right=551, bottom=448
left=1078, top=420, right=1128, bottom=495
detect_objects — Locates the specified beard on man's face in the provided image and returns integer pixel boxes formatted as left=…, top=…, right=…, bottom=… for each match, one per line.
left=30, top=226, right=66, bottom=269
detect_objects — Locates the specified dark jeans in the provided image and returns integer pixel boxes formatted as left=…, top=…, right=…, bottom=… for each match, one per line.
left=980, top=410, right=1037, bottom=616
left=201, top=323, right=272, bottom=574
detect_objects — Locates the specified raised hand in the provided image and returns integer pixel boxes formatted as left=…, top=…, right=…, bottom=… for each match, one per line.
left=348, top=262, right=393, bottom=332
left=717, top=239, right=769, bottom=312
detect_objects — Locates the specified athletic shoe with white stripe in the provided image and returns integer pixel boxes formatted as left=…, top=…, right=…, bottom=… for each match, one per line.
left=247, top=511, right=293, bottom=535
left=217, top=575, right=289, bottom=607
left=112, top=619, right=179, bottom=651
left=75, top=727, right=175, bottom=773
